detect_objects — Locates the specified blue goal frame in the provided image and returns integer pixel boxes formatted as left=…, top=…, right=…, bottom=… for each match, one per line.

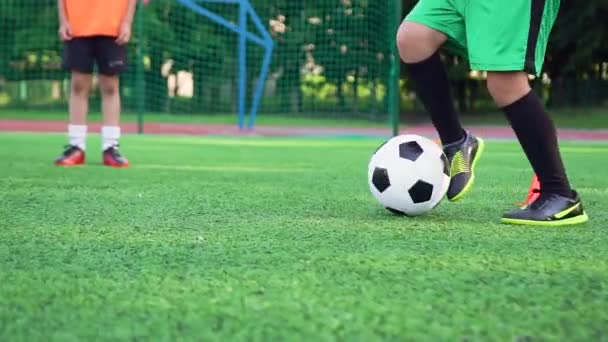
left=177, top=0, right=274, bottom=130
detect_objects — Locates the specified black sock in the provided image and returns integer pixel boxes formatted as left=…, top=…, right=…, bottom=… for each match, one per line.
left=502, top=91, right=572, bottom=197
left=406, top=52, right=465, bottom=145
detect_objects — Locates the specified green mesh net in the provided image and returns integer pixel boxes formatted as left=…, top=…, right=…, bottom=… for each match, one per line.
left=0, top=0, right=401, bottom=126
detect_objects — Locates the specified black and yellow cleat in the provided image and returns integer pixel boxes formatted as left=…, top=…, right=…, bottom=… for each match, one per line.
left=501, top=191, right=589, bottom=227
left=443, top=131, right=485, bottom=202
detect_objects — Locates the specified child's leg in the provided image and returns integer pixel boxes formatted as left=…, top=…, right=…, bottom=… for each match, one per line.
left=397, top=21, right=464, bottom=145
left=94, top=36, right=129, bottom=167
left=99, top=74, right=121, bottom=150
left=68, top=71, right=92, bottom=150
left=487, top=72, right=571, bottom=197
left=494, top=72, right=585, bottom=226
left=464, top=0, right=586, bottom=224
left=398, top=2, right=484, bottom=202
left=61, top=38, right=95, bottom=154
left=98, top=72, right=128, bottom=167
left=55, top=37, right=94, bottom=166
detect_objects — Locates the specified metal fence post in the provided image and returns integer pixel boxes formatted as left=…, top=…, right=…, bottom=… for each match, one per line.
left=388, top=0, right=402, bottom=137
left=135, top=0, right=146, bottom=134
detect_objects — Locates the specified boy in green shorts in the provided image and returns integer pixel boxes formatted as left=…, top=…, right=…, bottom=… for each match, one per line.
left=397, top=0, right=588, bottom=226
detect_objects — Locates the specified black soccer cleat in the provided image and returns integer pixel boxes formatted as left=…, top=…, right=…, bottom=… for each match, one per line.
left=501, top=191, right=589, bottom=226
left=443, top=131, right=485, bottom=201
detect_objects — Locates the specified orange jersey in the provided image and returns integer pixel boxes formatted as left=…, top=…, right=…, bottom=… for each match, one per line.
left=64, top=0, right=129, bottom=37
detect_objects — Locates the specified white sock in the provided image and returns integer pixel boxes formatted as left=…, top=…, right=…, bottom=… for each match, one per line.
left=68, top=124, right=87, bottom=150
left=102, top=126, right=121, bottom=151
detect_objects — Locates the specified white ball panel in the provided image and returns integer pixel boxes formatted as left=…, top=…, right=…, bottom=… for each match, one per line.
left=368, top=134, right=450, bottom=216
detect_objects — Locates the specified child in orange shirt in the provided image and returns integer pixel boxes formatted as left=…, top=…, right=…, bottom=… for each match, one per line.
left=55, top=0, right=137, bottom=167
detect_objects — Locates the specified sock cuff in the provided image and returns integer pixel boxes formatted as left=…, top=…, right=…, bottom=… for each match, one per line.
left=404, top=51, right=441, bottom=67
left=101, top=126, right=121, bottom=138
left=501, top=90, right=537, bottom=112
left=442, top=130, right=468, bottom=148
left=102, top=126, right=121, bottom=151
left=68, top=124, right=87, bottom=134
left=68, top=124, right=87, bottom=150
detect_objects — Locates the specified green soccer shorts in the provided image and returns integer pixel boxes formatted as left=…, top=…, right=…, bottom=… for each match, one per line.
left=405, top=0, right=560, bottom=76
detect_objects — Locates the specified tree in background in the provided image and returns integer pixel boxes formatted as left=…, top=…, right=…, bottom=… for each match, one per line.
left=0, top=0, right=606, bottom=115
left=400, top=0, right=608, bottom=111
left=544, top=0, right=608, bottom=107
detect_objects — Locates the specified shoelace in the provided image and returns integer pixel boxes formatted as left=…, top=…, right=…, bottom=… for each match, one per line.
left=105, top=146, right=123, bottom=159
left=63, top=145, right=80, bottom=156
left=529, top=193, right=560, bottom=210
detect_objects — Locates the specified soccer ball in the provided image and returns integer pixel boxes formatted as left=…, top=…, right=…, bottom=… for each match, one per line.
left=368, top=134, right=450, bottom=216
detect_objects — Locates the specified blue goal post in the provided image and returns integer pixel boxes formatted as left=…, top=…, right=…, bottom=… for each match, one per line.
left=176, top=0, right=274, bottom=130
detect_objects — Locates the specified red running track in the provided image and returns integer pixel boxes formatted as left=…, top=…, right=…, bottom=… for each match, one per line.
left=1, top=120, right=608, bottom=141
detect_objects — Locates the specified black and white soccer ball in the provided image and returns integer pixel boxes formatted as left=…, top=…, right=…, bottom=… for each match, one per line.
left=368, top=134, right=450, bottom=216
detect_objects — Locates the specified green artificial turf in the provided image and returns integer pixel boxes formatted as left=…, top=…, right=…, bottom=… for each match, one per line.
left=0, top=133, right=607, bottom=341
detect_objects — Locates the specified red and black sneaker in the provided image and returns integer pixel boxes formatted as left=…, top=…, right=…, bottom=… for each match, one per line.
left=54, top=145, right=85, bottom=166
left=103, top=146, right=130, bottom=168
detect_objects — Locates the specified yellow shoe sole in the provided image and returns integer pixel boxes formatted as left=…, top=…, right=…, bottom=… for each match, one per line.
left=501, top=212, right=589, bottom=227
left=448, top=137, right=485, bottom=202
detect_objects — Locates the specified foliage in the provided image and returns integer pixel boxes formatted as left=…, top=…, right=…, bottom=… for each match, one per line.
left=0, top=0, right=606, bottom=116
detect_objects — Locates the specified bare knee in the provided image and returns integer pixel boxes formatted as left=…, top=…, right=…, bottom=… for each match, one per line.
left=71, top=73, right=92, bottom=97
left=396, top=21, right=447, bottom=63
left=98, top=76, right=120, bottom=97
left=486, top=72, right=531, bottom=107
